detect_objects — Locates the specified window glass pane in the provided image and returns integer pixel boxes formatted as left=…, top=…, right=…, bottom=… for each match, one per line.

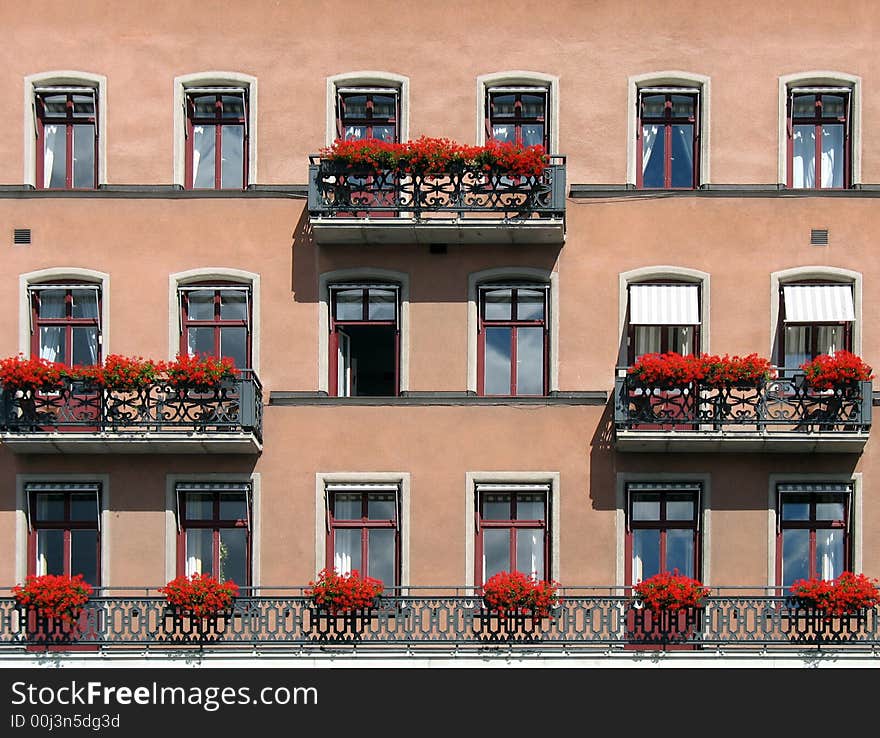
left=367, top=493, right=396, bottom=520
left=632, top=529, right=660, bottom=582
left=219, top=326, right=247, bottom=368
left=219, top=528, right=247, bottom=585
left=666, top=529, right=695, bottom=578
left=39, top=327, right=65, bottom=363
left=71, top=290, right=98, bottom=319
left=334, top=492, right=362, bottom=520
left=36, top=530, right=64, bottom=576
left=334, top=528, right=361, bottom=575
left=334, top=289, right=363, bottom=321
left=370, top=125, right=395, bottom=142
left=641, top=94, right=666, bottom=118
left=71, top=530, right=98, bottom=587
left=219, top=290, right=247, bottom=320
left=666, top=494, right=695, bottom=521
left=35, top=493, right=65, bottom=521
left=44, top=124, right=67, bottom=188
left=781, top=498, right=810, bottom=521
left=816, top=325, right=845, bottom=356
left=185, top=492, right=213, bottom=520
left=39, top=290, right=66, bottom=319
left=41, top=94, right=68, bottom=115
left=821, top=125, right=844, bottom=188
left=368, top=528, right=395, bottom=586
left=521, top=94, right=545, bottom=118
left=220, top=126, right=244, bottom=189
left=187, top=327, right=215, bottom=358
left=633, top=326, right=661, bottom=360
left=491, top=125, right=514, bottom=143
left=71, top=94, right=95, bottom=117
left=482, top=493, right=511, bottom=520
left=192, top=124, right=216, bottom=188
left=191, top=94, right=216, bottom=117
left=821, top=94, right=846, bottom=119
left=371, top=95, right=396, bottom=118
left=782, top=529, right=809, bottom=588
left=491, top=94, right=516, bottom=117
left=484, top=327, right=512, bottom=395
left=671, top=95, right=695, bottom=117
left=632, top=493, right=660, bottom=521
left=816, top=498, right=845, bottom=520
left=641, top=124, right=664, bottom=187
left=515, top=326, right=544, bottom=395
left=791, top=125, right=816, bottom=188
left=516, top=493, right=545, bottom=521
left=219, top=492, right=247, bottom=521
left=671, top=124, right=694, bottom=188
left=521, top=124, right=544, bottom=147
left=221, top=95, right=245, bottom=119
left=784, top=326, right=810, bottom=369
left=72, top=124, right=95, bottom=188
left=484, top=289, right=512, bottom=320
left=670, top=326, right=694, bottom=355
left=816, top=529, right=844, bottom=580
left=516, top=289, right=545, bottom=320
left=72, top=326, right=98, bottom=365
left=367, top=289, right=396, bottom=321
left=70, top=493, right=97, bottom=521
left=792, top=94, right=816, bottom=118
left=187, top=290, right=215, bottom=321
left=342, top=95, right=367, bottom=119
left=516, top=528, right=544, bottom=579
left=483, top=528, right=510, bottom=582
left=343, top=125, right=366, bottom=141
left=185, top=529, right=213, bottom=577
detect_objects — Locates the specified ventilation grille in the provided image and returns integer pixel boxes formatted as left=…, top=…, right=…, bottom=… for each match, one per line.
left=810, top=228, right=829, bottom=245
left=13, top=228, right=31, bottom=245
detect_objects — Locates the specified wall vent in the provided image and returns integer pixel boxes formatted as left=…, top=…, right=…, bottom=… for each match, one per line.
left=13, top=228, right=31, bottom=245
left=810, top=228, right=828, bottom=245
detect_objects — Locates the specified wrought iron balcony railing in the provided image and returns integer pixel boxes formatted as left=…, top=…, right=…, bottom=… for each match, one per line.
left=614, top=369, right=872, bottom=436
left=2, top=588, right=879, bottom=653
left=308, top=156, right=567, bottom=222
left=0, top=371, right=263, bottom=443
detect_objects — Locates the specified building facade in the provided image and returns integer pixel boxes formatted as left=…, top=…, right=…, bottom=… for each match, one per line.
left=0, top=0, right=879, bottom=666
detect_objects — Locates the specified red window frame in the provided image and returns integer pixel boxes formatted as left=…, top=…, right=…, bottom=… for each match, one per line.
left=486, top=87, right=549, bottom=150
left=636, top=89, right=700, bottom=190
left=30, top=283, right=102, bottom=367
left=35, top=89, right=97, bottom=190
left=474, top=486, right=550, bottom=586
left=786, top=89, right=851, bottom=189
left=326, top=487, right=400, bottom=586
left=336, top=88, right=399, bottom=142
left=477, top=284, right=549, bottom=397
left=184, top=91, right=248, bottom=190
left=176, top=485, right=252, bottom=586
left=778, top=281, right=853, bottom=369
left=179, top=283, right=251, bottom=370
left=26, top=485, right=101, bottom=585
left=625, top=484, right=701, bottom=586
left=626, top=281, right=701, bottom=365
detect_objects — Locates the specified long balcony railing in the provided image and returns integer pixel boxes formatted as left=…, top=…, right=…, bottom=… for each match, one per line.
left=0, top=371, right=263, bottom=443
left=2, top=587, right=879, bottom=654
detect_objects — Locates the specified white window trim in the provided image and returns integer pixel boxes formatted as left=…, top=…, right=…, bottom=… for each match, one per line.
left=325, top=71, right=409, bottom=146
left=318, top=268, right=409, bottom=394
left=314, top=472, right=411, bottom=588
left=627, top=71, right=711, bottom=187
left=168, top=268, right=260, bottom=373
left=476, top=71, right=560, bottom=154
left=769, top=266, right=861, bottom=363
left=618, top=266, right=710, bottom=369
left=173, top=72, right=258, bottom=188
left=16, top=474, right=111, bottom=589
left=467, top=267, right=559, bottom=394
left=615, top=472, right=711, bottom=590
left=767, top=472, right=862, bottom=587
left=24, top=71, right=108, bottom=188
left=464, top=471, right=560, bottom=588
left=165, top=473, right=261, bottom=588
left=20, top=267, right=110, bottom=357
left=778, top=71, right=861, bottom=187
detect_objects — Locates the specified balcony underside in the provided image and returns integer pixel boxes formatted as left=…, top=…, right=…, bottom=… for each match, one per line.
left=0, top=432, right=262, bottom=454
left=614, top=429, right=869, bottom=453
left=309, top=217, right=565, bottom=245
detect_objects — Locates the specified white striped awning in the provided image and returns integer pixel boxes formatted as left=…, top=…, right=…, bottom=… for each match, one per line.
left=629, top=284, right=699, bottom=325
left=783, top=284, right=854, bottom=322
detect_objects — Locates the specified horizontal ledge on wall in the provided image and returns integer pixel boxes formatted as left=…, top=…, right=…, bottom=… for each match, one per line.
left=268, top=391, right=608, bottom=406
left=0, top=185, right=309, bottom=199
left=568, top=184, right=880, bottom=198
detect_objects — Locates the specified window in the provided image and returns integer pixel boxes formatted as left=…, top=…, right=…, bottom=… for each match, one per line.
left=325, top=483, right=400, bottom=587
left=478, top=283, right=548, bottom=396
left=336, top=87, right=399, bottom=143
left=176, top=482, right=252, bottom=586
left=626, top=282, right=700, bottom=364
left=185, top=88, right=248, bottom=189
left=26, top=483, right=101, bottom=587
left=34, top=87, right=97, bottom=190
left=29, top=283, right=101, bottom=367
left=787, top=88, right=850, bottom=189
left=637, top=88, right=699, bottom=189
left=179, top=283, right=251, bottom=369
left=486, top=87, right=548, bottom=149
left=779, top=281, right=853, bottom=371
left=475, top=483, right=550, bottom=585
left=329, top=284, right=399, bottom=397
left=626, top=482, right=701, bottom=585
left=777, top=482, right=850, bottom=589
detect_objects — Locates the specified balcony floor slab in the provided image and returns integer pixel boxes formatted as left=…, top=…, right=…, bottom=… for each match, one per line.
left=0, top=432, right=262, bottom=455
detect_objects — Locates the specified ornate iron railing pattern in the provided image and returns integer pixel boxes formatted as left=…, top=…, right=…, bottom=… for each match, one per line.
left=0, top=372, right=262, bottom=442
left=614, top=370, right=872, bottom=433
left=308, top=156, right=567, bottom=221
left=3, top=593, right=879, bottom=652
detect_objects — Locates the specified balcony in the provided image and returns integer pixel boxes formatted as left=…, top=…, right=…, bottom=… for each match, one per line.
left=307, top=155, right=566, bottom=245
left=0, top=372, right=263, bottom=454
left=3, top=587, right=878, bottom=659
left=614, top=369, right=872, bottom=452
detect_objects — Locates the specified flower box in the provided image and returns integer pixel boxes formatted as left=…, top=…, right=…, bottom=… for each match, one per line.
left=632, top=570, right=709, bottom=611
left=306, top=568, right=384, bottom=640
left=480, top=571, right=559, bottom=620
left=799, top=351, right=874, bottom=391
left=789, top=571, right=880, bottom=615
left=628, top=352, right=775, bottom=388
left=12, top=574, right=97, bottom=649
left=159, top=573, right=238, bottom=642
